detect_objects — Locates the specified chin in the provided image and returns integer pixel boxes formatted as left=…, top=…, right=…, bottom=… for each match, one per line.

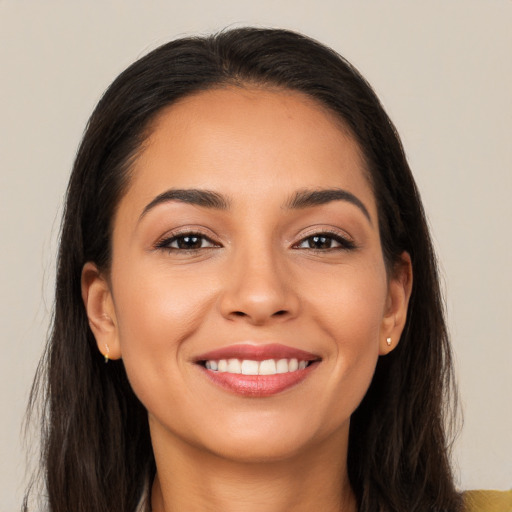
left=186, top=411, right=349, bottom=465
left=201, top=433, right=314, bottom=464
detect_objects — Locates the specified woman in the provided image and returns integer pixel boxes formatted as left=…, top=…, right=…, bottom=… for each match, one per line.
left=24, top=27, right=474, bottom=511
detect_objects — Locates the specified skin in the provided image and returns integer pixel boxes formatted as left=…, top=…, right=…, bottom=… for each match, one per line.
left=82, top=86, right=412, bottom=511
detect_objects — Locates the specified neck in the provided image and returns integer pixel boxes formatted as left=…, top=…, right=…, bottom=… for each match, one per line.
left=149, top=423, right=357, bottom=512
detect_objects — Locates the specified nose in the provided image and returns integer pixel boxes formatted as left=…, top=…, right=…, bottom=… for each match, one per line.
left=218, top=245, right=300, bottom=326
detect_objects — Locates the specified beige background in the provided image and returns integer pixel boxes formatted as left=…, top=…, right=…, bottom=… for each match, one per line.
left=1, top=1, right=511, bottom=509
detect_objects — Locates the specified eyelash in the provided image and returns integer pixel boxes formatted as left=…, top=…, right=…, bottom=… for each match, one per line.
left=293, top=231, right=356, bottom=251
left=155, top=231, right=220, bottom=253
left=155, top=230, right=356, bottom=253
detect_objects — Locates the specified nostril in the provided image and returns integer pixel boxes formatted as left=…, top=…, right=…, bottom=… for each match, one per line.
left=273, top=310, right=287, bottom=316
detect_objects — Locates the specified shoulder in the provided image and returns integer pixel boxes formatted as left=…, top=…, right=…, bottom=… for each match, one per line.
left=462, top=490, right=512, bottom=512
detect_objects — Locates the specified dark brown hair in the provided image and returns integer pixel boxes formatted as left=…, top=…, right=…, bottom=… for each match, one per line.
left=24, top=27, right=461, bottom=511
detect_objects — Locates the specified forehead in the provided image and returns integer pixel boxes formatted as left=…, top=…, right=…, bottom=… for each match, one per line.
left=123, top=86, right=376, bottom=218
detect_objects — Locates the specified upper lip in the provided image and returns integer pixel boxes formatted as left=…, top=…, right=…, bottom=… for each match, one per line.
left=195, top=343, right=321, bottom=363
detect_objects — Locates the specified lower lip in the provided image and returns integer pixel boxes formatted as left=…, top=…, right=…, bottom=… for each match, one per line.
left=199, top=363, right=318, bottom=397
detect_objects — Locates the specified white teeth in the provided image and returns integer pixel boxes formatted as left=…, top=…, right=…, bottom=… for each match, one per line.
left=276, top=359, right=289, bottom=373
left=241, top=359, right=259, bottom=375
left=259, top=359, right=277, bottom=375
left=227, top=358, right=241, bottom=373
left=205, top=358, right=311, bottom=375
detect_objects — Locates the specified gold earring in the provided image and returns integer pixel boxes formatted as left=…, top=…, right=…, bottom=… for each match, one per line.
left=386, top=337, right=392, bottom=347
left=104, top=344, right=110, bottom=363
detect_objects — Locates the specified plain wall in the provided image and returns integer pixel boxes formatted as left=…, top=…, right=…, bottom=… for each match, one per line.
left=1, top=1, right=510, bottom=509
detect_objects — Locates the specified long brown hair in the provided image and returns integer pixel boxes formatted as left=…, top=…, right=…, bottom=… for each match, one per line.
left=24, top=27, right=462, bottom=511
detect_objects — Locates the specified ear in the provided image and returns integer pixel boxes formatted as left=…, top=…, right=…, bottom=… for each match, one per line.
left=379, top=251, right=413, bottom=355
left=81, top=262, right=122, bottom=360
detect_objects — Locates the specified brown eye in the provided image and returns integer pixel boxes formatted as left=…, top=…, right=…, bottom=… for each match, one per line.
left=295, top=233, right=356, bottom=251
left=307, top=235, right=334, bottom=249
left=175, top=235, right=203, bottom=249
left=157, top=233, right=219, bottom=251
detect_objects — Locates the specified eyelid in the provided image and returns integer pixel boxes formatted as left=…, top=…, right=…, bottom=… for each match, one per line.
left=293, top=225, right=354, bottom=241
left=154, top=226, right=222, bottom=250
left=292, top=226, right=356, bottom=250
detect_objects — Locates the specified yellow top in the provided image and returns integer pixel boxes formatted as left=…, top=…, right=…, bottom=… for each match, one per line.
left=463, top=490, right=512, bottom=512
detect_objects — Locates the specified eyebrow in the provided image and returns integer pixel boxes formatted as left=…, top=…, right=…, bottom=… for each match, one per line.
left=140, top=188, right=230, bottom=220
left=286, top=188, right=372, bottom=224
left=139, top=187, right=371, bottom=224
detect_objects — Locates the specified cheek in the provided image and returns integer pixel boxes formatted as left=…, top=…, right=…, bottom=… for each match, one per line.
left=302, top=261, right=386, bottom=413
left=305, top=259, right=388, bottom=341
left=113, top=258, right=213, bottom=342
left=110, top=260, right=215, bottom=401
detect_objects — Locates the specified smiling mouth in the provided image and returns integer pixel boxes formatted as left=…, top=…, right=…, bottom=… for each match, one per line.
left=194, top=344, right=321, bottom=397
left=201, top=358, right=312, bottom=375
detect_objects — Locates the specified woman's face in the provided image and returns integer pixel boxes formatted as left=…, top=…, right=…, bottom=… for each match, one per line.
left=84, top=86, right=411, bottom=462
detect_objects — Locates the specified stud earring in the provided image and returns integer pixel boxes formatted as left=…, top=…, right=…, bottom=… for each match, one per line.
left=104, top=344, right=110, bottom=364
left=386, top=337, right=392, bottom=347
